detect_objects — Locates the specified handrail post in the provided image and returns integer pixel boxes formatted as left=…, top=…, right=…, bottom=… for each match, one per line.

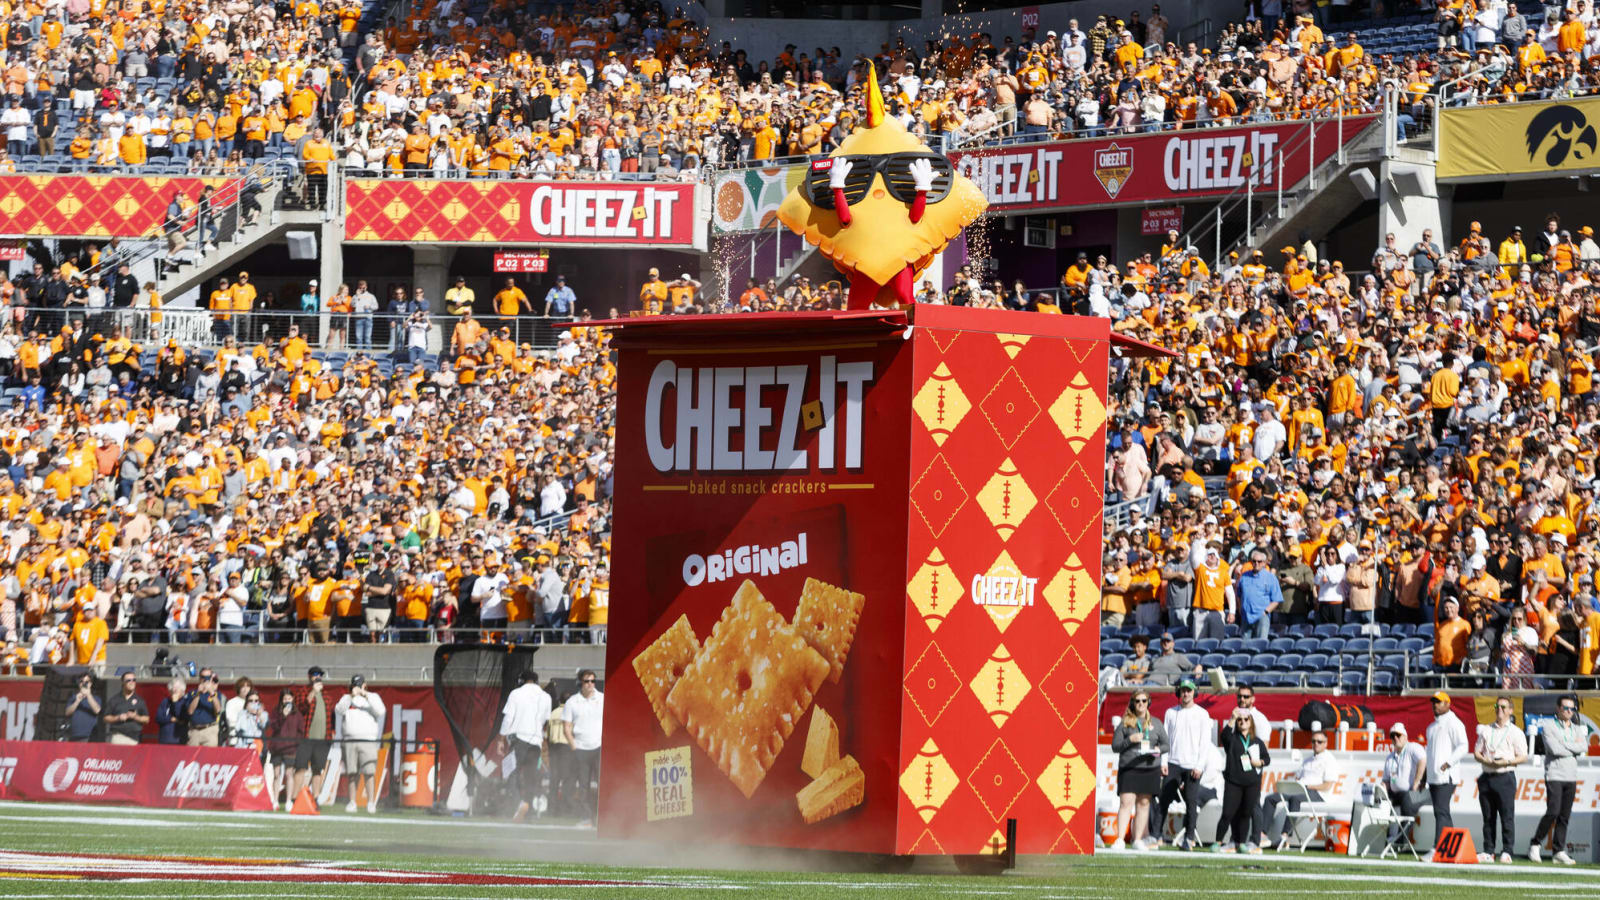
left=1309, top=119, right=1317, bottom=192
left=1214, top=206, right=1221, bottom=271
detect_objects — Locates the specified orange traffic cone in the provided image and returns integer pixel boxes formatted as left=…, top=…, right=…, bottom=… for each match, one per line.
left=291, top=787, right=320, bottom=815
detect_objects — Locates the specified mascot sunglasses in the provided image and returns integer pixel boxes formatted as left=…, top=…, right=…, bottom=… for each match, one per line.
left=803, top=152, right=955, bottom=208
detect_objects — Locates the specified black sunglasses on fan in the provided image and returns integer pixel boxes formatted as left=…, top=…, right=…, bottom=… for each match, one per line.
left=803, top=152, right=954, bottom=209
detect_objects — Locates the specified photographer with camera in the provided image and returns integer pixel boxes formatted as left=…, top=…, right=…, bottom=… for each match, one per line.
left=336, top=674, right=386, bottom=813
left=65, top=672, right=102, bottom=741
left=183, top=667, right=224, bottom=747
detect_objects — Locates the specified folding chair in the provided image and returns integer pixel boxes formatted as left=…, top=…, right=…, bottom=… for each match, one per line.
left=1275, top=781, right=1327, bottom=852
left=1361, top=785, right=1419, bottom=860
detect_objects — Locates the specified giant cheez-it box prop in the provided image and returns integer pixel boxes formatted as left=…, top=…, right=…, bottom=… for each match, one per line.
left=599, top=305, right=1162, bottom=856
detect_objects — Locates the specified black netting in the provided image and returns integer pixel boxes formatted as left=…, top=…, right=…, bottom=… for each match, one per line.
left=432, top=643, right=539, bottom=799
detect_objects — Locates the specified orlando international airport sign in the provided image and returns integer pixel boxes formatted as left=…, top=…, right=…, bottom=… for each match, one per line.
left=1438, top=96, right=1600, bottom=181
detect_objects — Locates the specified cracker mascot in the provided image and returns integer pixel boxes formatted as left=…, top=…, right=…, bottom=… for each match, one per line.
left=777, top=64, right=987, bottom=310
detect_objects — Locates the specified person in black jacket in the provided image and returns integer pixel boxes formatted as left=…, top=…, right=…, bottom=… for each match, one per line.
left=1215, top=710, right=1270, bottom=853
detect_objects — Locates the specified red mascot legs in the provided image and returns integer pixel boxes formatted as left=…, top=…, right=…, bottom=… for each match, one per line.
left=845, top=265, right=916, bottom=310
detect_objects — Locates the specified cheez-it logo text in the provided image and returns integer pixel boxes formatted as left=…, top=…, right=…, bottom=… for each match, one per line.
left=644, top=356, right=874, bottom=473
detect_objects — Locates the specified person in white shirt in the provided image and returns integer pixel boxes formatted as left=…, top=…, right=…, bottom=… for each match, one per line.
left=471, top=556, right=511, bottom=637
left=496, top=669, right=552, bottom=822
left=1473, top=696, right=1529, bottom=862
left=1151, top=679, right=1212, bottom=849
left=1261, top=728, right=1340, bottom=847
left=1424, top=690, right=1470, bottom=847
left=335, top=675, right=386, bottom=813
left=562, top=669, right=603, bottom=826
left=1383, top=721, right=1427, bottom=845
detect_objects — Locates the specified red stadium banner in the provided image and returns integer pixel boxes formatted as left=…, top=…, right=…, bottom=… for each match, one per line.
left=949, top=116, right=1377, bottom=212
left=0, top=739, right=271, bottom=811
left=0, top=681, right=461, bottom=800
left=0, top=175, right=242, bottom=239
left=344, top=179, right=705, bottom=249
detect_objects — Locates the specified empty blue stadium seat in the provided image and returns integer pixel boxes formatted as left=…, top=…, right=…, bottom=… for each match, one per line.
left=1223, top=625, right=1240, bottom=638
left=1307, top=672, right=1336, bottom=689
left=1399, top=637, right=1427, bottom=653
left=1390, top=624, right=1415, bottom=637
left=1373, top=637, right=1399, bottom=652
left=1338, top=624, right=1364, bottom=638
left=1340, top=672, right=1366, bottom=690
left=1242, top=639, right=1270, bottom=654
left=1174, top=639, right=1195, bottom=654
left=1302, top=653, right=1330, bottom=670
left=1100, top=640, right=1121, bottom=655
left=1104, top=653, right=1126, bottom=670
left=1100, top=626, right=1118, bottom=639
left=1224, top=653, right=1252, bottom=670
left=1314, top=624, right=1339, bottom=638
left=1268, top=638, right=1294, bottom=653
left=1276, top=653, right=1303, bottom=670
left=1345, top=637, right=1372, bottom=653
left=1200, top=653, right=1226, bottom=669
left=1373, top=672, right=1399, bottom=691
left=1292, top=638, right=1320, bottom=654
left=1418, top=623, right=1435, bottom=641
left=1246, top=655, right=1275, bottom=672
left=1322, top=637, right=1346, bottom=653
left=1194, top=639, right=1221, bottom=654
left=1220, top=638, right=1244, bottom=653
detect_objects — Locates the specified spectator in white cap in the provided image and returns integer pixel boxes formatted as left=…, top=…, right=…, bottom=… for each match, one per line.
left=1382, top=722, right=1427, bottom=846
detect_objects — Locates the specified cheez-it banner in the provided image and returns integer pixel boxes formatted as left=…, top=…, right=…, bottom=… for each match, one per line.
left=344, top=179, right=705, bottom=249
left=0, top=175, right=241, bottom=239
left=1438, top=96, right=1600, bottom=181
left=598, top=308, right=1124, bottom=857
left=950, top=116, right=1376, bottom=211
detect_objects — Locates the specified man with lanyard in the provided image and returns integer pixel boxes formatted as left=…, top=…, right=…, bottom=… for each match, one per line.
left=1154, top=678, right=1211, bottom=849
left=1530, top=695, right=1586, bottom=864
left=1383, top=721, right=1427, bottom=848
left=1424, top=690, right=1469, bottom=856
left=496, top=669, right=552, bottom=823
left=1473, top=696, right=1528, bottom=863
left=1261, top=728, right=1339, bottom=848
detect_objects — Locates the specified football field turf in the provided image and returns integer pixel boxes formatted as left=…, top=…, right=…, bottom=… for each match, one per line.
left=0, top=801, right=1595, bottom=898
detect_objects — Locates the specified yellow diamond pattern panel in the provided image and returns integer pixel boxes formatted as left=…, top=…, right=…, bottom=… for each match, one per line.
left=911, top=363, right=971, bottom=447
left=898, top=739, right=959, bottom=823
left=907, top=549, right=962, bottom=633
left=968, top=643, right=1031, bottom=728
left=1037, top=740, right=1095, bottom=824
left=1048, top=372, right=1107, bottom=454
left=1041, top=553, right=1098, bottom=637
left=975, top=457, right=1037, bottom=542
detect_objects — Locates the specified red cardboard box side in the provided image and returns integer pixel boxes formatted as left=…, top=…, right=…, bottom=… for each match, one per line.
left=896, top=324, right=1108, bottom=856
left=600, top=328, right=914, bottom=851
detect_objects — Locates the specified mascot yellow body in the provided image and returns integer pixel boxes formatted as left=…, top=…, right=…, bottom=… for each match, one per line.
left=777, top=65, right=987, bottom=309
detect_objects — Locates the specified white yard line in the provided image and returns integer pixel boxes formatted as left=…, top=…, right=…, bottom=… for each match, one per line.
left=1238, top=870, right=1600, bottom=890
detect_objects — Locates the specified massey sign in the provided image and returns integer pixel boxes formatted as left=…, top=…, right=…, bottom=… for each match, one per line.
left=950, top=116, right=1376, bottom=212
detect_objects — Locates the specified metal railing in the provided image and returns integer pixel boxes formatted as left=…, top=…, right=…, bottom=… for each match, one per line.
left=111, top=625, right=600, bottom=647
left=0, top=308, right=572, bottom=354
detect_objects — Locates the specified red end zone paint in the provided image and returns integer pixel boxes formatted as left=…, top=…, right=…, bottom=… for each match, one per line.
left=0, top=850, right=646, bottom=887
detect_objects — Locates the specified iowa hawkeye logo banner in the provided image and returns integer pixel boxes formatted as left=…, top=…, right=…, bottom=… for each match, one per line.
left=1438, top=96, right=1600, bottom=180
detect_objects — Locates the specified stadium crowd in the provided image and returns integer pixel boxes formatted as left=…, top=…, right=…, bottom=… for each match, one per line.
left=0, top=283, right=617, bottom=672
left=0, top=0, right=1594, bottom=181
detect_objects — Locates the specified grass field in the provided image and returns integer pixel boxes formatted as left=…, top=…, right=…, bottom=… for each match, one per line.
left=0, top=801, right=1595, bottom=898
